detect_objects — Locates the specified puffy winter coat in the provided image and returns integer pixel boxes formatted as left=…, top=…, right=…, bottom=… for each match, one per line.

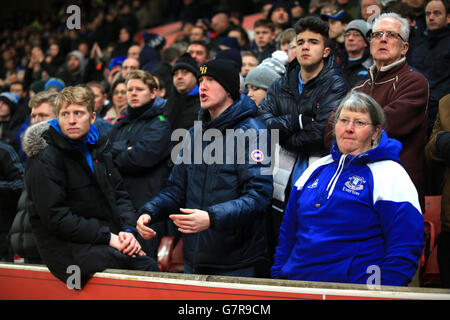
left=108, top=98, right=172, bottom=209
left=258, top=56, right=349, bottom=156
left=139, top=95, right=273, bottom=272
left=272, top=131, right=424, bottom=286
left=24, top=121, right=142, bottom=286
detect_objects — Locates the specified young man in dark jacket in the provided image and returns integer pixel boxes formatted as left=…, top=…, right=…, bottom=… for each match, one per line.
left=137, top=59, right=273, bottom=277
left=108, top=70, right=172, bottom=259
left=409, top=0, right=450, bottom=137
left=257, top=16, right=349, bottom=253
left=24, top=86, right=158, bottom=288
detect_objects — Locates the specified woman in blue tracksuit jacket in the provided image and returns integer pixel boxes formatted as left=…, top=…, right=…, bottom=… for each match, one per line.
left=272, top=92, right=424, bottom=286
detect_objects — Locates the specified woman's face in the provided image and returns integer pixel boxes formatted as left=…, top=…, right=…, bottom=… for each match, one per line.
left=112, top=83, right=128, bottom=108
left=335, top=109, right=380, bottom=155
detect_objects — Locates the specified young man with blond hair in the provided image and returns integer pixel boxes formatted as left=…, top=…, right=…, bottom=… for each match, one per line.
left=24, top=85, right=159, bottom=288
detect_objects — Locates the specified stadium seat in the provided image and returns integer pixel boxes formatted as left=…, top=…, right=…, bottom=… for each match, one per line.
left=419, top=195, right=442, bottom=287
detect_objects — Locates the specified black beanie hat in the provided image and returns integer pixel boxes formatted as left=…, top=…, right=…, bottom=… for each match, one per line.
left=198, top=59, right=240, bottom=101
left=172, top=53, right=199, bottom=77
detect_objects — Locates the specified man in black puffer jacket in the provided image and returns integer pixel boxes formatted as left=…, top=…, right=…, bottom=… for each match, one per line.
left=257, top=16, right=349, bottom=254
left=137, top=59, right=273, bottom=277
left=24, top=86, right=159, bottom=289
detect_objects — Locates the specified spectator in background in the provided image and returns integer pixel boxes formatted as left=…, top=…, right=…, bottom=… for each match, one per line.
left=341, top=19, right=372, bottom=87
left=108, top=70, right=172, bottom=260
left=56, top=50, right=85, bottom=86
left=106, top=56, right=126, bottom=85
left=44, top=78, right=65, bottom=92
left=111, top=27, right=137, bottom=59
left=104, top=78, right=128, bottom=124
left=83, top=84, right=112, bottom=138
left=228, top=25, right=251, bottom=50
left=241, top=51, right=260, bottom=78
left=268, top=1, right=293, bottom=37
left=139, top=33, right=166, bottom=73
left=87, top=81, right=109, bottom=118
left=409, top=0, right=450, bottom=137
left=290, top=0, right=306, bottom=20
left=209, top=10, right=233, bottom=49
left=287, top=37, right=298, bottom=62
left=322, top=10, right=354, bottom=65
left=360, top=0, right=383, bottom=21
left=0, top=92, right=21, bottom=152
left=187, top=41, right=210, bottom=66
left=127, top=45, right=142, bottom=60
left=189, top=25, right=208, bottom=43
left=245, top=51, right=288, bottom=106
left=121, top=57, right=140, bottom=79
left=278, top=28, right=297, bottom=53
left=163, top=53, right=200, bottom=132
left=252, top=19, right=277, bottom=61
left=9, top=81, right=31, bottom=135
left=406, top=0, right=428, bottom=33
left=0, top=140, right=23, bottom=262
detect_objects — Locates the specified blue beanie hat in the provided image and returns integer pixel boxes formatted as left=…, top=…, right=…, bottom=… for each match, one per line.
left=44, top=78, right=66, bottom=91
left=108, top=56, right=126, bottom=70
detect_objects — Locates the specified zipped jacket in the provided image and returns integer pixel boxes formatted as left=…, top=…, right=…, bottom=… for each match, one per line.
left=272, top=131, right=424, bottom=286
left=139, top=95, right=273, bottom=272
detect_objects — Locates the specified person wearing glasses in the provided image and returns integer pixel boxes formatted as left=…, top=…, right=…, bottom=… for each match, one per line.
left=272, top=91, right=424, bottom=286
left=104, top=78, right=128, bottom=124
left=340, top=19, right=373, bottom=87
left=325, top=12, right=429, bottom=211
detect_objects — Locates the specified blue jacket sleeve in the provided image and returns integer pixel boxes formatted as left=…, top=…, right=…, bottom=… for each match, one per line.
left=375, top=200, right=424, bottom=286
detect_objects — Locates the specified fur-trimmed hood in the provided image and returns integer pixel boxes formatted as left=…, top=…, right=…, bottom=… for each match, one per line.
left=22, top=121, right=50, bottom=157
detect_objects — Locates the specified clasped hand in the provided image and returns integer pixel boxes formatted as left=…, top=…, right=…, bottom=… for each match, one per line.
left=109, top=231, right=146, bottom=258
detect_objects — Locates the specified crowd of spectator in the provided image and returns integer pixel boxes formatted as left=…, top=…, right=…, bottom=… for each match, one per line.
left=0, top=0, right=449, bottom=289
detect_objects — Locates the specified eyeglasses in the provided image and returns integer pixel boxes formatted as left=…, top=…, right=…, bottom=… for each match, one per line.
left=344, top=31, right=363, bottom=38
left=337, top=118, right=372, bottom=128
left=370, top=31, right=405, bottom=42
left=113, top=90, right=127, bottom=95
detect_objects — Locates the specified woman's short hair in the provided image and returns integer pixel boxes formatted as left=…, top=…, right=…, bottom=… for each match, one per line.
left=55, top=86, right=95, bottom=115
left=125, top=70, right=158, bottom=91
left=334, top=91, right=386, bottom=145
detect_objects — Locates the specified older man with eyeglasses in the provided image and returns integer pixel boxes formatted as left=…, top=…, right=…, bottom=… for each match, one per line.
left=325, top=13, right=429, bottom=214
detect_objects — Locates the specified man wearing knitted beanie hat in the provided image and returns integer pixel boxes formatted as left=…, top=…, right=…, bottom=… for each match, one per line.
left=137, top=53, right=273, bottom=278
left=245, top=50, right=288, bottom=105
left=163, top=53, right=201, bottom=132
left=197, top=58, right=240, bottom=111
